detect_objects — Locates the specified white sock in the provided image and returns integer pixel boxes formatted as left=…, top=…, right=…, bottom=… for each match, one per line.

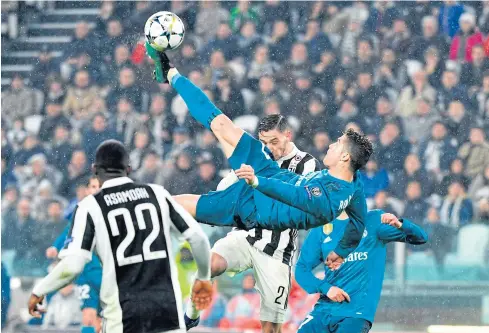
left=185, top=299, right=201, bottom=319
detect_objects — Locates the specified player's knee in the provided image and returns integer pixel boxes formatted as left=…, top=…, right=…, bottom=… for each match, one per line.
left=210, top=114, right=233, bottom=134
left=210, top=253, right=227, bottom=278
left=173, top=195, right=199, bottom=217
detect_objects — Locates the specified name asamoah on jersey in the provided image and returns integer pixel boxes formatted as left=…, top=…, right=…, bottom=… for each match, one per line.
left=104, top=187, right=150, bottom=206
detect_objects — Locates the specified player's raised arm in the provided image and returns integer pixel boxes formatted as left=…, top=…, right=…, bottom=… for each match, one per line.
left=376, top=212, right=429, bottom=244
left=295, top=227, right=333, bottom=294
left=335, top=184, right=368, bottom=258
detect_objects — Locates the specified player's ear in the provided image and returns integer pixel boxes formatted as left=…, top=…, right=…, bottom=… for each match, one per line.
left=341, top=152, right=351, bottom=163
left=285, top=129, right=292, bottom=141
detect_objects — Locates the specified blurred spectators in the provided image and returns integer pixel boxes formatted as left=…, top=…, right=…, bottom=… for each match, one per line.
left=449, top=13, right=483, bottom=63
left=393, top=154, right=432, bottom=199
left=63, top=70, right=99, bottom=122
left=1, top=198, right=36, bottom=267
left=408, top=16, right=450, bottom=61
left=457, top=127, right=489, bottom=179
left=220, top=274, right=261, bottom=330
left=437, top=158, right=471, bottom=196
left=440, top=180, right=474, bottom=229
left=377, top=122, right=411, bottom=172
left=419, top=121, right=458, bottom=178
left=38, top=99, right=70, bottom=143
left=15, top=154, right=62, bottom=196
left=422, top=207, right=454, bottom=272
left=82, top=113, right=118, bottom=162
left=438, top=0, right=464, bottom=38
left=403, top=181, right=429, bottom=222
left=201, top=22, right=237, bottom=62
left=396, top=69, right=436, bottom=118
left=469, top=165, right=489, bottom=221
left=360, top=158, right=389, bottom=198
left=2, top=74, right=36, bottom=126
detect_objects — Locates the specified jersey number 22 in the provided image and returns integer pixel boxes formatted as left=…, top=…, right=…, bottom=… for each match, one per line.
left=107, top=203, right=167, bottom=266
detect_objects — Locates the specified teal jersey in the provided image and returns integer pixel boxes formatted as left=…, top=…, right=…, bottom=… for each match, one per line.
left=295, top=210, right=428, bottom=323
left=254, top=169, right=367, bottom=258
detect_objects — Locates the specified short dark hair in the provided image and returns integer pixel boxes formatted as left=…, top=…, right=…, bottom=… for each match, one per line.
left=94, top=139, right=129, bottom=172
left=344, top=128, right=373, bottom=171
left=257, top=114, right=288, bottom=133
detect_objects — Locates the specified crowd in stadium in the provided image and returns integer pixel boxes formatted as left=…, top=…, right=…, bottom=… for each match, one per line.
left=2, top=0, right=489, bottom=329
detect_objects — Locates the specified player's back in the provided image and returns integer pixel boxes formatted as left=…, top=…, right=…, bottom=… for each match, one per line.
left=85, top=177, right=185, bottom=333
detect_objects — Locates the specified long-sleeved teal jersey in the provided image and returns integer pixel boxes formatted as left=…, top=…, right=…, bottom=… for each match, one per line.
left=295, top=210, right=428, bottom=323
left=172, top=74, right=368, bottom=258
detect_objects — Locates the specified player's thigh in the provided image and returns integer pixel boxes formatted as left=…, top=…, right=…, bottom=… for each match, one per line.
left=329, top=316, right=371, bottom=333
left=250, top=248, right=290, bottom=324
left=228, top=132, right=279, bottom=175
left=212, top=230, right=253, bottom=274
left=298, top=313, right=325, bottom=333
left=195, top=182, right=248, bottom=226
left=76, top=282, right=100, bottom=313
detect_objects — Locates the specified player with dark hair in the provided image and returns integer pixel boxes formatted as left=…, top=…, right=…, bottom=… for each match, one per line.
left=146, top=44, right=373, bottom=271
left=296, top=211, right=428, bottom=333
left=28, top=140, right=213, bottom=333
left=185, top=114, right=321, bottom=332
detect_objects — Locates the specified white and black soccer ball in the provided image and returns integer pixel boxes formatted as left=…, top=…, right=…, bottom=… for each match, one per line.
left=145, top=11, right=185, bottom=51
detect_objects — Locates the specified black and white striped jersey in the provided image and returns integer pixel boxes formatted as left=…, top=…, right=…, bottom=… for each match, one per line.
left=246, top=143, right=321, bottom=265
left=59, top=177, right=204, bottom=333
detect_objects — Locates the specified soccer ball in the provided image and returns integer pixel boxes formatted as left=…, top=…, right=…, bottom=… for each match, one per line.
left=145, top=11, right=185, bottom=51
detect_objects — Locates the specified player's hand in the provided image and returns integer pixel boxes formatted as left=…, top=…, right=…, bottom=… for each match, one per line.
left=191, top=280, right=213, bottom=310
left=235, top=164, right=256, bottom=186
left=326, top=286, right=350, bottom=303
left=45, top=246, right=58, bottom=259
left=28, top=294, right=46, bottom=318
left=325, top=251, right=344, bottom=270
left=381, top=213, right=402, bottom=229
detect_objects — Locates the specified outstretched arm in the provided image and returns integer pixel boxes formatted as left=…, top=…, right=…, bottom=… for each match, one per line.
left=234, top=165, right=345, bottom=222
left=295, top=228, right=332, bottom=294
left=377, top=213, right=428, bottom=244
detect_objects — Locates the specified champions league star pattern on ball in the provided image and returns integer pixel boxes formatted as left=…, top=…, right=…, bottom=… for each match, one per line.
left=145, top=11, right=185, bottom=51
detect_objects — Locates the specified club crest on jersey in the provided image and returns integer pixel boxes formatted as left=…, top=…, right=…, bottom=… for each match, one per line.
left=311, top=187, right=322, bottom=197
left=323, top=223, right=333, bottom=235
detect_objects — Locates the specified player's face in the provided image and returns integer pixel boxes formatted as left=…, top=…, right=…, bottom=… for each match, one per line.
left=323, top=135, right=349, bottom=168
left=87, top=178, right=100, bottom=195
left=259, top=129, right=290, bottom=160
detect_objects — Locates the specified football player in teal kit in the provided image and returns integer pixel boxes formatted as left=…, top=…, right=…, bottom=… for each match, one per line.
left=146, top=44, right=374, bottom=267
left=295, top=210, right=428, bottom=333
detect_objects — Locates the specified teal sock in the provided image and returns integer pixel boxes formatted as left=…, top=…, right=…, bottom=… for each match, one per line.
left=172, top=74, right=222, bottom=130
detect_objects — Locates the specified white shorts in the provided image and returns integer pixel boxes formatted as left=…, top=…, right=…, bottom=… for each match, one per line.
left=212, top=230, right=291, bottom=323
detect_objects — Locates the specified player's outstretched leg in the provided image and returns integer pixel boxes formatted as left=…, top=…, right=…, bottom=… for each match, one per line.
left=146, top=43, right=243, bottom=159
